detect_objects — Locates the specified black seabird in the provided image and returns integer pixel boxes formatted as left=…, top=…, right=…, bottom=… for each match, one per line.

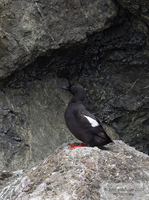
left=63, top=83, right=113, bottom=149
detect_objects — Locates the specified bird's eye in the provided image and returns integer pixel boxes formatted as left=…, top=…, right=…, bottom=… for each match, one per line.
left=71, top=86, right=75, bottom=91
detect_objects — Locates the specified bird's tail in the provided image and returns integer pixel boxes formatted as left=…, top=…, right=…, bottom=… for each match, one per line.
left=94, top=132, right=113, bottom=147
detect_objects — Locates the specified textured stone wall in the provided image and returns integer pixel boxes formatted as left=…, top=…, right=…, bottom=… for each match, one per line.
left=0, top=0, right=117, bottom=79
left=0, top=0, right=149, bottom=175
left=0, top=76, right=77, bottom=170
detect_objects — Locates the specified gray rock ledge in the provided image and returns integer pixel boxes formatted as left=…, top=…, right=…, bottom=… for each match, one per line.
left=1, top=140, right=149, bottom=200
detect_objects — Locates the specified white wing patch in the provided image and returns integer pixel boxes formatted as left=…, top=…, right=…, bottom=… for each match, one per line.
left=84, top=115, right=99, bottom=127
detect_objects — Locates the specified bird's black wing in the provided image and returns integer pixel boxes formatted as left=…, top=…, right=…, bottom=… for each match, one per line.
left=75, top=108, right=99, bottom=127
left=77, top=109, right=112, bottom=142
left=78, top=108, right=102, bottom=127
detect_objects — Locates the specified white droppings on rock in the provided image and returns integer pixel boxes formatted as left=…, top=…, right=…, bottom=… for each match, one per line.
left=12, top=169, right=24, bottom=175
left=32, top=166, right=38, bottom=171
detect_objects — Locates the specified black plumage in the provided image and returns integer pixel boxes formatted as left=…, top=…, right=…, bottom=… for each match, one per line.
left=63, top=83, right=113, bottom=147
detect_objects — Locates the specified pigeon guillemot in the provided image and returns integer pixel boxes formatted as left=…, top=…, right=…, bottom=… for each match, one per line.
left=62, top=83, right=113, bottom=149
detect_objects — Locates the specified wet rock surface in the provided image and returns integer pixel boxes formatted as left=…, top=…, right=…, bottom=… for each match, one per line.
left=0, top=141, right=149, bottom=200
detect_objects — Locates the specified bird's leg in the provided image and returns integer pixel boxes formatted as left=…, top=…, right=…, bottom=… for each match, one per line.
left=69, top=143, right=88, bottom=150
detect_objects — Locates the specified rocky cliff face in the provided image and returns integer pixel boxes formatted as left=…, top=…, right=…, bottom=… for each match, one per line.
left=0, top=0, right=149, bottom=191
left=1, top=141, right=149, bottom=200
left=0, top=0, right=116, bottom=79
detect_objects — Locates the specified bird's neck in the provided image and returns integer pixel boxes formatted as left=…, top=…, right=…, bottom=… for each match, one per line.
left=70, top=93, right=85, bottom=103
left=68, top=96, right=83, bottom=104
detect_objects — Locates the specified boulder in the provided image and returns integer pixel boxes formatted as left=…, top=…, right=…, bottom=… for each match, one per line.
left=1, top=140, right=149, bottom=200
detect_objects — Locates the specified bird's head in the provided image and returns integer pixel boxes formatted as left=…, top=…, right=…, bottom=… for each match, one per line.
left=61, top=83, right=86, bottom=101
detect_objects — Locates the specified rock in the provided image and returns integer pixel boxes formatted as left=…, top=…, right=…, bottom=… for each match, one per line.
left=116, top=0, right=149, bottom=23
left=0, top=0, right=149, bottom=184
left=0, top=76, right=81, bottom=171
left=0, top=0, right=117, bottom=79
left=0, top=140, right=149, bottom=200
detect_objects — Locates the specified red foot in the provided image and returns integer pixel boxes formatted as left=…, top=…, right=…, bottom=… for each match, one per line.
left=69, top=143, right=87, bottom=150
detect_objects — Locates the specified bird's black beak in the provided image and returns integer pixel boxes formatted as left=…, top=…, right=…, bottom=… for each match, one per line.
left=61, top=83, right=72, bottom=93
left=60, top=86, right=69, bottom=91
